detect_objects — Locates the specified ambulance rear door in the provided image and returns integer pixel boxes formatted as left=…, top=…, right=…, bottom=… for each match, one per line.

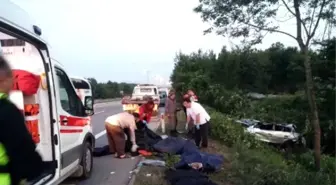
left=0, top=2, right=60, bottom=184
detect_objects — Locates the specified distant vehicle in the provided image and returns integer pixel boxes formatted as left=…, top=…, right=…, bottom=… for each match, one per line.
left=158, top=88, right=169, bottom=107
left=246, top=122, right=305, bottom=146
left=71, top=76, right=93, bottom=105
left=121, top=84, right=160, bottom=115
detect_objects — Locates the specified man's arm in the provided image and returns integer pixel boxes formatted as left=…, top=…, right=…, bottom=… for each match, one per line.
left=0, top=103, right=44, bottom=181
left=146, top=111, right=152, bottom=123
left=138, top=106, right=146, bottom=120
left=195, top=113, right=201, bottom=124
left=129, top=125, right=136, bottom=145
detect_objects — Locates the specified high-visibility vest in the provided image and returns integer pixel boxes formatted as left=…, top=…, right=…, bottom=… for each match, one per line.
left=0, top=92, right=10, bottom=185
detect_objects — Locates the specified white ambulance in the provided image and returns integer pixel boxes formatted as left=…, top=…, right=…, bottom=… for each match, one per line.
left=0, top=1, right=95, bottom=184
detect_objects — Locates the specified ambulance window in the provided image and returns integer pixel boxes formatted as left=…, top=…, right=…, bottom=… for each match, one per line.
left=56, top=68, right=85, bottom=116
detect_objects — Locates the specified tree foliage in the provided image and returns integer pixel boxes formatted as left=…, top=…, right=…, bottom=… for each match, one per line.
left=86, top=77, right=136, bottom=99
left=194, top=0, right=335, bottom=46
left=194, top=0, right=335, bottom=170
left=170, top=38, right=335, bottom=155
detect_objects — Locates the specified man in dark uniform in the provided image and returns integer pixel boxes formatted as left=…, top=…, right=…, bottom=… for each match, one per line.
left=0, top=56, right=46, bottom=185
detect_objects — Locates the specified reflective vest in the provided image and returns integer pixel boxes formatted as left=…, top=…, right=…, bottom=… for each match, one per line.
left=0, top=92, right=10, bottom=185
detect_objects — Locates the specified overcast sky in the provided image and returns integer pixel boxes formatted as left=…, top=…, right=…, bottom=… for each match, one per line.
left=10, top=0, right=329, bottom=84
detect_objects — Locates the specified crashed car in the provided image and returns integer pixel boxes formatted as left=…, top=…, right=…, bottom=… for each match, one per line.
left=246, top=122, right=306, bottom=147
left=235, top=119, right=260, bottom=127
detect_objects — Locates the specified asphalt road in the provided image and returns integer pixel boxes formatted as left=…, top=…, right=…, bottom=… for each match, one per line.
left=61, top=101, right=161, bottom=185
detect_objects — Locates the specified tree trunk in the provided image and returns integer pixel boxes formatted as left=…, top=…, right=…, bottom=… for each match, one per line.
left=302, top=47, right=321, bottom=170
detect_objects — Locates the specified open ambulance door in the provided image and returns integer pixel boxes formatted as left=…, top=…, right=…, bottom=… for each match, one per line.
left=0, top=13, right=59, bottom=185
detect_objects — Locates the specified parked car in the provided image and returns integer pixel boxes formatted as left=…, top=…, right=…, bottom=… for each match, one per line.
left=159, top=90, right=168, bottom=107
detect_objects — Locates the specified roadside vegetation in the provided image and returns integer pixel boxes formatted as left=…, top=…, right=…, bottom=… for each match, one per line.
left=86, top=78, right=136, bottom=99
left=169, top=38, right=335, bottom=185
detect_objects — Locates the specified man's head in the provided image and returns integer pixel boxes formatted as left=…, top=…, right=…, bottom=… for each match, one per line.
left=187, top=90, right=195, bottom=96
left=132, top=112, right=140, bottom=122
left=183, top=97, right=192, bottom=108
left=168, top=90, right=175, bottom=99
left=0, top=56, right=13, bottom=94
left=146, top=99, right=155, bottom=109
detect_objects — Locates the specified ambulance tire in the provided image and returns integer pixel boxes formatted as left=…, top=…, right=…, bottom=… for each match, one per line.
left=80, top=142, right=93, bottom=179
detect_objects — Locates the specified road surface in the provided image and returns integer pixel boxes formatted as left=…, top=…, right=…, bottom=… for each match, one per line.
left=61, top=101, right=161, bottom=185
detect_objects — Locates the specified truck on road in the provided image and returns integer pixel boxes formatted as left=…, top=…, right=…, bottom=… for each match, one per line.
left=121, top=84, right=160, bottom=115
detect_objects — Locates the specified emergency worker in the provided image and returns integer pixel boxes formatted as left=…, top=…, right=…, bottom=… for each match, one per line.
left=0, top=56, right=46, bottom=185
left=105, top=112, right=139, bottom=159
left=138, top=99, right=155, bottom=124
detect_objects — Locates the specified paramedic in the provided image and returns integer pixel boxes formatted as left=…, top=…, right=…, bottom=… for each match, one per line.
left=183, top=97, right=211, bottom=148
left=0, top=56, right=45, bottom=185
left=139, top=99, right=155, bottom=124
left=105, top=112, right=140, bottom=159
left=164, top=90, right=177, bottom=133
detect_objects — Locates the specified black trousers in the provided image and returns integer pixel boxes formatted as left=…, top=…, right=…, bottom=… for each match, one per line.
left=194, top=122, right=210, bottom=148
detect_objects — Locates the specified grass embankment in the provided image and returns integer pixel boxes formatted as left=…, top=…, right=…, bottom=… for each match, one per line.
left=134, top=109, right=335, bottom=185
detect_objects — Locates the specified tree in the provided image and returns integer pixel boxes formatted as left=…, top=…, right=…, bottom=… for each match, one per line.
left=194, top=0, right=335, bottom=170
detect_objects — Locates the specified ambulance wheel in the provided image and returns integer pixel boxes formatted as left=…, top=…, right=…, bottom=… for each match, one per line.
left=80, top=142, right=93, bottom=179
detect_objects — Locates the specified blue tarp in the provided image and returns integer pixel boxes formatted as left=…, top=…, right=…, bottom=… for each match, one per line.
left=153, top=137, right=198, bottom=154
left=153, top=137, right=224, bottom=172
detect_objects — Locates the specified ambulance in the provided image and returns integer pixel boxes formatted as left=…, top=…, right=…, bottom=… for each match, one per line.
left=70, top=76, right=93, bottom=105
left=0, top=1, right=95, bottom=184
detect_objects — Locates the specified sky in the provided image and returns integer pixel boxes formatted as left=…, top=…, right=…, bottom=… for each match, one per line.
left=9, top=0, right=330, bottom=84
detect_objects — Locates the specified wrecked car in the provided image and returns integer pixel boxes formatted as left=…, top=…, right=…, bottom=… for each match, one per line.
left=246, top=122, right=306, bottom=147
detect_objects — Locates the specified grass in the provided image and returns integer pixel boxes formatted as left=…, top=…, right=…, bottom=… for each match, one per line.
left=133, top=110, right=234, bottom=185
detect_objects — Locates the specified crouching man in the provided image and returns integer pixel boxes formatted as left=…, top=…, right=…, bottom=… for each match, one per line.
left=105, top=112, right=140, bottom=159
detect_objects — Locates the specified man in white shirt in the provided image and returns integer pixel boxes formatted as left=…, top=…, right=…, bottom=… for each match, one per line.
left=183, top=97, right=211, bottom=148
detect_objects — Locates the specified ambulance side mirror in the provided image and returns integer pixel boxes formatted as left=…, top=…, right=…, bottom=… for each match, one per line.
left=84, top=96, right=94, bottom=116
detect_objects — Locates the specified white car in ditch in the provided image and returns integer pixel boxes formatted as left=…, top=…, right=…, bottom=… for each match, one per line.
left=245, top=122, right=305, bottom=146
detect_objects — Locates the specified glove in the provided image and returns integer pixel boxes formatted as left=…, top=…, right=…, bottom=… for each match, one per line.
left=185, top=123, right=189, bottom=131
left=131, top=144, right=139, bottom=152
left=196, top=124, right=200, bottom=130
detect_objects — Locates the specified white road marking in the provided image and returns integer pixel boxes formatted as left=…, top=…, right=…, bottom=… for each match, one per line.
left=95, top=130, right=107, bottom=139
left=94, top=110, right=105, bottom=115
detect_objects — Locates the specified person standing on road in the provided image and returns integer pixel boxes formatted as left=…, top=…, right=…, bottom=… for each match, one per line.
left=0, top=56, right=47, bottom=185
left=183, top=97, right=211, bottom=148
left=105, top=112, right=140, bottom=159
left=164, top=90, right=177, bottom=134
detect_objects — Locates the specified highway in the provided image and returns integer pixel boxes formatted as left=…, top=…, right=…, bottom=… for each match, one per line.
left=62, top=101, right=161, bottom=185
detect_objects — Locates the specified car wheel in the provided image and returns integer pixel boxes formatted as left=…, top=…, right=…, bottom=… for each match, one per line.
left=80, top=142, right=93, bottom=179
